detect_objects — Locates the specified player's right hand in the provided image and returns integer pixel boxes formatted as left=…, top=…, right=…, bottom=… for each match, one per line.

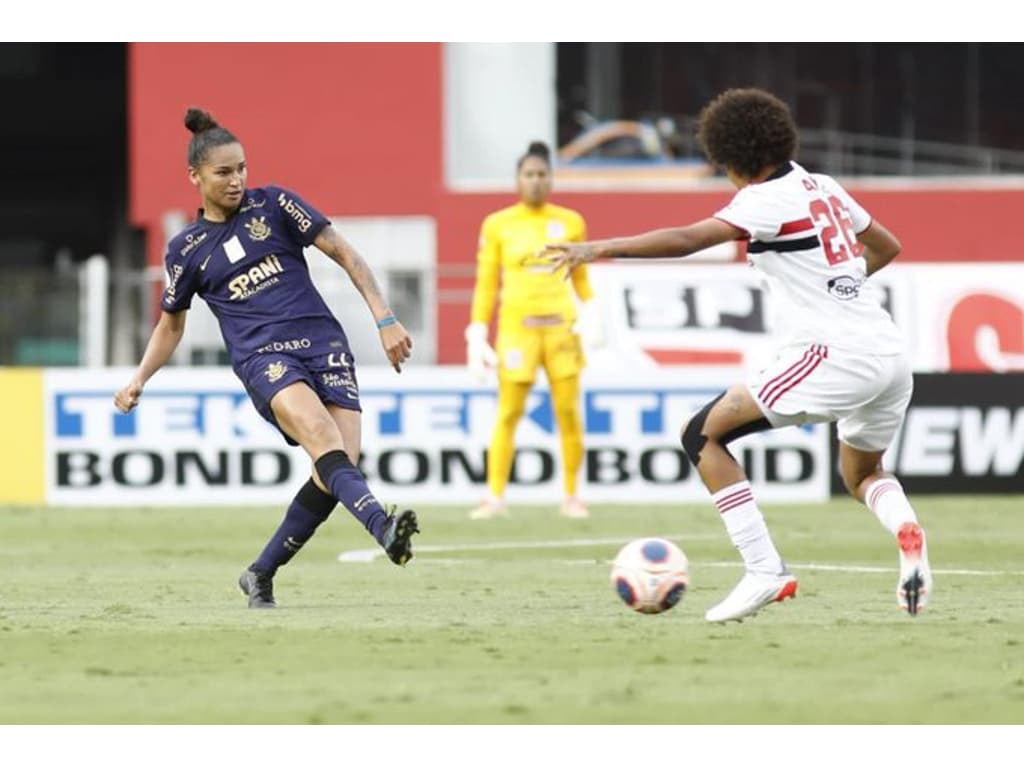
left=541, top=241, right=602, bottom=276
left=465, top=322, right=497, bottom=383
left=114, top=380, right=144, bottom=413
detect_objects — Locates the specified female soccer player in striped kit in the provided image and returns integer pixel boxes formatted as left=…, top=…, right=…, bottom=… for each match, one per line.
left=465, top=141, right=605, bottom=520
left=544, top=88, right=932, bottom=623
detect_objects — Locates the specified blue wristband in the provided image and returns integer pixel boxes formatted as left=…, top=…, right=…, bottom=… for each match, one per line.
left=376, top=314, right=398, bottom=329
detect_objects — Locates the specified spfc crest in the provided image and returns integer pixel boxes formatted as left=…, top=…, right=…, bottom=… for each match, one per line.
left=265, top=361, right=288, bottom=383
left=245, top=216, right=271, bottom=242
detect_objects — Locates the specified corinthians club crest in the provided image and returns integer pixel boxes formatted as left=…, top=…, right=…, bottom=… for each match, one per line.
left=265, top=361, right=288, bottom=383
left=245, top=215, right=271, bottom=242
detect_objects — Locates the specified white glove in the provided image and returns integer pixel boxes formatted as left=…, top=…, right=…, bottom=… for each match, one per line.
left=573, top=298, right=607, bottom=350
left=465, top=322, right=498, bottom=382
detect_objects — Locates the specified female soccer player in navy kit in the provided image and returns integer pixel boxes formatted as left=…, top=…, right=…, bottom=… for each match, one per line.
left=545, top=88, right=932, bottom=623
left=114, top=107, right=419, bottom=608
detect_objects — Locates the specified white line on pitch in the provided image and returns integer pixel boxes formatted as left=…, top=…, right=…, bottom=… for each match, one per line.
left=338, top=539, right=1024, bottom=576
left=337, top=533, right=712, bottom=563
left=769, top=562, right=1024, bottom=577
left=551, top=560, right=1024, bottom=576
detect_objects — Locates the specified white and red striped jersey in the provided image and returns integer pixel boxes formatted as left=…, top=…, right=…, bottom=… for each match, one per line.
left=715, top=161, right=904, bottom=354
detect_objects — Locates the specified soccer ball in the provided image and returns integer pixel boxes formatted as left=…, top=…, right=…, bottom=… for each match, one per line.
left=610, top=538, right=689, bottom=614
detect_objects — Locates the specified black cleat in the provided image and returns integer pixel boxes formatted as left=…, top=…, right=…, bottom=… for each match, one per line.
left=901, top=570, right=925, bottom=617
left=238, top=568, right=276, bottom=608
left=381, top=509, right=420, bottom=566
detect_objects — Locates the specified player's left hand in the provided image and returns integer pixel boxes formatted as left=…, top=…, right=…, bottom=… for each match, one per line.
left=380, top=322, right=413, bottom=373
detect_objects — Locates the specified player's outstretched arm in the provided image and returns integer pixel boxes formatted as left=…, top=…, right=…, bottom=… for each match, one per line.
left=114, top=309, right=187, bottom=413
left=544, top=218, right=742, bottom=272
left=314, top=225, right=412, bottom=373
left=857, top=219, right=902, bottom=276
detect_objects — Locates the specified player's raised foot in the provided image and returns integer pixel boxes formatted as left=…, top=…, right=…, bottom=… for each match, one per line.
left=468, top=498, right=507, bottom=520
left=238, top=568, right=276, bottom=609
left=382, top=508, right=420, bottom=566
left=897, top=522, right=932, bottom=616
left=705, top=570, right=798, bottom=623
left=559, top=496, right=590, bottom=519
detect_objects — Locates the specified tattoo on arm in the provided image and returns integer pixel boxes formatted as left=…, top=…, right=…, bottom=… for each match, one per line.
left=318, top=227, right=389, bottom=315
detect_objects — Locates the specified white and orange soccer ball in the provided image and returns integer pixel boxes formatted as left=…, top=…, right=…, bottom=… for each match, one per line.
left=610, top=538, right=689, bottom=614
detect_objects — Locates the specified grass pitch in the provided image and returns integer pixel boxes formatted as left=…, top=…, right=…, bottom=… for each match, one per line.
left=2, top=496, right=1023, bottom=724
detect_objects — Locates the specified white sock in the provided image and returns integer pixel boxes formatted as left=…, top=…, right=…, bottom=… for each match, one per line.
left=712, top=480, right=784, bottom=575
left=864, top=477, right=918, bottom=536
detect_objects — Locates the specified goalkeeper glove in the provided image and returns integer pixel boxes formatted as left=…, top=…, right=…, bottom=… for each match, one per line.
left=573, top=298, right=607, bottom=350
left=465, top=322, right=498, bottom=382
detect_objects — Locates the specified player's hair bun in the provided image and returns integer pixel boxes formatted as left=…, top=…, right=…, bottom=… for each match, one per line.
left=184, top=107, right=220, bottom=134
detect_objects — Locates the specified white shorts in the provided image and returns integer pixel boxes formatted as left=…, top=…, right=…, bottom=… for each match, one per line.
left=748, top=343, right=913, bottom=452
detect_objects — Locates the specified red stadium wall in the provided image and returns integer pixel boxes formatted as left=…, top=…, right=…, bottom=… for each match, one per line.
left=128, top=43, right=1024, bottom=365
left=128, top=42, right=443, bottom=268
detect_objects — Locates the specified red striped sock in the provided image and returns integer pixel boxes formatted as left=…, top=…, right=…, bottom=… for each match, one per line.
left=712, top=480, right=784, bottom=575
left=864, top=476, right=918, bottom=535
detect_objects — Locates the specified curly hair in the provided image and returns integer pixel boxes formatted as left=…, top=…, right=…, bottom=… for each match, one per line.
left=696, top=88, right=798, bottom=179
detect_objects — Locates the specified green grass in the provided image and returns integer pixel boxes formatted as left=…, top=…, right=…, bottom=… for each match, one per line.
left=2, top=496, right=1023, bottom=724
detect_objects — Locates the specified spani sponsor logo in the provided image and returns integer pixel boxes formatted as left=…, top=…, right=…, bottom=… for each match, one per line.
left=228, top=254, right=284, bottom=300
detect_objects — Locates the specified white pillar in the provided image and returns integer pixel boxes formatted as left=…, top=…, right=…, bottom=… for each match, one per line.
left=78, top=254, right=109, bottom=367
left=444, top=42, right=556, bottom=189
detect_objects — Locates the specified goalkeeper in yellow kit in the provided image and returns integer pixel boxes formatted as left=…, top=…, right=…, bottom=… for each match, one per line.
left=465, top=141, right=604, bottom=520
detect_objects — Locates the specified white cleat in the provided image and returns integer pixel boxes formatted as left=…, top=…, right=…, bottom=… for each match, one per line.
left=559, top=496, right=590, bottom=519
left=705, top=570, right=798, bottom=623
left=897, top=522, right=932, bottom=616
left=468, top=498, right=507, bottom=520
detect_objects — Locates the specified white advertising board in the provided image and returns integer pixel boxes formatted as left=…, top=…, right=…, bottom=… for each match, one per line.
left=44, top=366, right=830, bottom=507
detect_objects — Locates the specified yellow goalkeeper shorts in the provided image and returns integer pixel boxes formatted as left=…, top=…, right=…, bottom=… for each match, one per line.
left=496, top=320, right=584, bottom=383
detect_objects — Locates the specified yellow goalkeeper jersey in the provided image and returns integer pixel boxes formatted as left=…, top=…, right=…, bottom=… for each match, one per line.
left=470, top=202, right=593, bottom=328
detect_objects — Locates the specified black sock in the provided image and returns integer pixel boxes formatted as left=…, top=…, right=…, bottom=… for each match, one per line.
left=314, top=449, right=389, bottom=544
left=251, top=479, right=336, bottom=575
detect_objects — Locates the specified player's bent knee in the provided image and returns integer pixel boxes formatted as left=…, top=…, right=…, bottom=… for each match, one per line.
left=680, top=394, right=724, bottom=466
left=680, top=416, right=709, bottom=467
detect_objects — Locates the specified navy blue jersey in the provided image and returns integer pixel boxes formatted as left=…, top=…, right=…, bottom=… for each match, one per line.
left=162, top=185, right=343, bottom=367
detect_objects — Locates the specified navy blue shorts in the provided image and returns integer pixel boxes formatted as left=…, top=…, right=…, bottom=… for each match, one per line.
left=236, top=346, right=361, bottom=446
